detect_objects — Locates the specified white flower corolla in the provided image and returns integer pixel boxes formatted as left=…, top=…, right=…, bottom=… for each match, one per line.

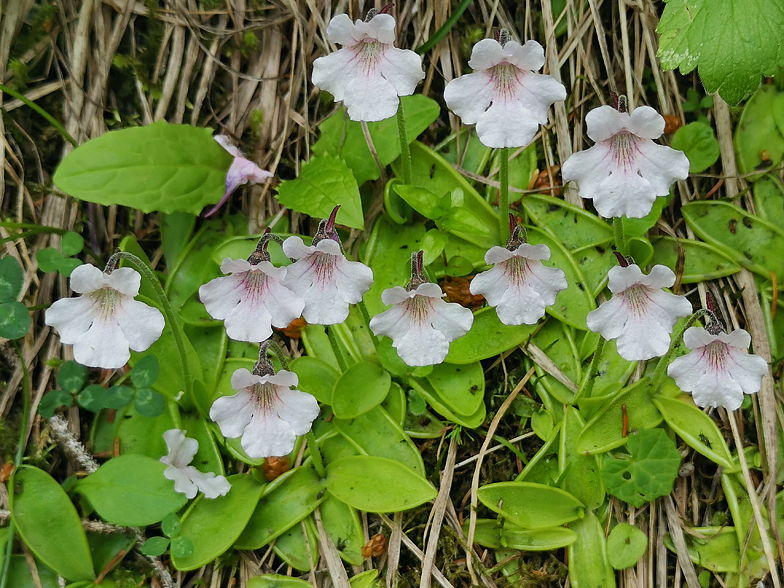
left=209, top=368, right=320, bottom=458
left=45, top=264, right=164, bottom=369
left=470, top=242, right=567, bottom=326
left=586, top=264, right=692, bottom=361
left=561, top=103, right=690, bottom=218
left=199, top=255, right=304, bottom=343
left=311, top=12, right=425, bottom=122
left=160, top=429, right=231, bottom=499
left=206, top=135, right=273, bottom=217
left=667, top=327, right=768, bottom=410
left=369, top=279, right=474, bottom=367
left=282, top=237, right=374, bottom=325
left=443, top=34, right=566, bottom=148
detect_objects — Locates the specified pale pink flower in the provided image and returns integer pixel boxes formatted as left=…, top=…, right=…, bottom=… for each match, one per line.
left=206, top=135, right=273, bottom=217
left=312, top=12, right=424, bottom=122
left=561, top=103, right=690, bottom=218
left=667, top=327, right=768, bottom=410
left=369, top=252, right=473, bottom=366
left=210, top=368, right=320, bottom=458
left=443, top=33, right=566, bottom=148
left=160, top=429, right=231, bottom=499
left=45, top=264, right=164, bottom=369
left=586, top=263, right=692, bottom=361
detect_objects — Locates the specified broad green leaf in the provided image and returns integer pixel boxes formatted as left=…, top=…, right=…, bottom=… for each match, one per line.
left=38, top=389, right=73, bottom=418
left=522, top=193, right=613, bottom=247
left=531, top=320, right=580, bottom=404
left=650, top=236, right=740, bottom=283
left=171, top=474, right=264, bottom=570
left=161, top=212, right=196, bottom=270
left=290, top=356, right=339, bottom=405
left=319, top=430, right=361, bottom=463
left=657, top=0, right=784, bottom=105
left=332, top=361, right=391, bottom=419
left=140, top=537, right=169, bottom=556
left=754, top=176, right=784, bottom=228
left=272, top=518, right=318, bottom=572
left=477, top=482, right=585, bottom=529
left=425, top=361, right=484, bottom=416
left=735, top=86, right=784, bottom=177
left=350, top=570, right=379, bottom=588
left=559, top=407, right=605, bottom=510
left=57, top=361, right=88, bottom=393
left=318, top=494, right=365, bottom=565
left=235, top=466, right=324, bottom=549
left=576, top=378, right=663, bottom=454
left=248, top=575, right=313, bottom=588
left=131, top=355, right=159, bottom=388
left=568, top=511, right=616, bottom=588
left=445, top=307, right=537, bottom=364
left=53, top=121, right=233, bottom=214
left=333, top=405, right=426, bottom=475
left=0, top=256, right=24, bottom=301
left=0, top=300, right=30, bottom=339
left=10, top=466, right=95, bottom=582
left=87, top=532, right=135, bottom=577
left=516, top=422, right=561, bottom=483
left=326, top=456, right=437, bottom=512
left=407, top=377, right=487, bottom=429
left=603, top=428, right=682, bottom=508
left=671, top=121, right=720, bottom=173
left=113, top=404, right=175, bottom=459
left=607, top=523, right=648, bottom=570
left=276, top=156, right=363, bottom=229
left=77, top=454, right=187, bottom=526
left=313, top=94, right=440, bottom=186
left=6, top=555, right=59, bottom=588
left=465, top=519, right=577, bottom=551
left=662, top=527, right=740, bottom=573
left=382, top=382, right=406, bottom=426
left=623, top=197, right=669, bottom=238
left=682, top=200, right=784, bottom=283
left=570, top=240, right=616, bottom=297
left=61, top=232, right=84, bottom=256
left=654, top=396, right=736, bottom=470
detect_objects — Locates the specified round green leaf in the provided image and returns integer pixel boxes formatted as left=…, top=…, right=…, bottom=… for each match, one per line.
left=57, top=361, right=88, bottom=393
left=61, top=232, right=85, bottom=256
left=170, top=536, right=194, bottom=559
left=161, top=512, right=181, bottom=538
left=38, top=390, right=74, bottom=418
left=171, top=474, right=264, bottom=570
left=36, top=248, right=65, bottom=273
left=671, top=122, right=721, bottom=173
left=248, top=575, right=313, bottom=588
left=77, top=454, right=188, bottom=526
left=607, top=523, right=648, bottom=569
left=425, top=361, right=484, bottom=417
left=477, top=482, right=585, bottom=529
left=332, top=361, right=391, bottom=419
left=326, top=456, right=437, bottom=512
left=290, top=356, right=339, bottom=405
left=135, top=388, right=166, bottom=417
left=0, top=300, right=31, bottom=339
left=77, top=385, right=107, bottom=412
left=131, top=355, right=160, bottom=388
left=10, top=466, right=95, bottom=582
left=0, top=256, right=23, bottom=301
left=102, top=385, right=135, bottom=409
left=140, top=537, right=170, bottom=556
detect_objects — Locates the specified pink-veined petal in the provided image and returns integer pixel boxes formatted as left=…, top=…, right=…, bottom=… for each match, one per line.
left=444, top=71, right=494, bottom=125
left=72, top=320, right=131, bottom=369
left=115, top=299, right=165, bottom=352
left=343, top=70, right=400, bottom=122
left=379, top=47, right=425, bottom=97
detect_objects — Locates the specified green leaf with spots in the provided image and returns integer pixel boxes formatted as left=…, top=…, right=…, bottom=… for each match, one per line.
left=650, top=236, right=740, bottom=283
left=735, top=86, right=784, bottom=178
left=607, top=523, right=648, bottom=569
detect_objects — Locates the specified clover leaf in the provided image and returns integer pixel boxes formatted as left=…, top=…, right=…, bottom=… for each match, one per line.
left=36, top=232, right=84, bottom=277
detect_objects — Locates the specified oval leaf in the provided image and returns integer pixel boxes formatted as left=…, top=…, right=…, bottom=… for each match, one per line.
left=568, top=511, right=616, bottom=588
left=477, top=482, right=585, bottom=529
left=446, top=307, right=537, bottom=364
left=425, top=361, right=484, bottom=417
left=332, top=361, right=391, bottom=419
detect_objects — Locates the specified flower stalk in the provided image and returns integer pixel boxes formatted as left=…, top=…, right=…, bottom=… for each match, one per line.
left=499, top=147, right=510, bottom=242
left=613, top=217, right=628, bottom=257
left=397, top=101, right=413, bottom=185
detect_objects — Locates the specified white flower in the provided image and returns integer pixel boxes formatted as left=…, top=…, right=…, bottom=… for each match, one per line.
left=586, top=264, right=692, bottom=361
left=469, top=242, right=567, bottom=325
left=282, top=236, right=374, bottom=325
left=45, top=264, right=164, bottom=369
left=369, top=282, right=474, bottom=367
left=160, top=429, right=231, bottom=499
left=199, top=257, right=304, bottom=342
left=667, top=327, right=768, bottom=410
left=443, top=36, right=566, bottom=148
left=561, top=104, right=690, bottom=218
left=210, top=368, right=320, bottom=458
left=311, top=13, right=424, bottom=122
left=206, top=135, right=273, bottom=217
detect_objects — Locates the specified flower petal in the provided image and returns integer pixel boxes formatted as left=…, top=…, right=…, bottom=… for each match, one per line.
left=475, top=96, right=540, bottom=148
left=105, top=268, right=143, bottom=297
left=210, top=389, right=254, bottom=438
left=192, top=470, right=232, bottom=499
left=325, top=14, right=358, bottom=45
left=45, top=296, right=98, bottom=343
left=444, top=71, right=494, bottom=125
left=505, top=40, right=546, bottom=72
left=162, top=429, right=198, bottom=469
left=429, top=299, right=474, bottom=341
left=241, top=412, right=298, bottom=458
left=312, top=48, right=359, bottom=101
left=467, top=38, right=507, bottom=69
left=116, top=299, right=165, bottom=352
left=379, top=47, right=425, bottom=97
left=73, top=320, right=131, bottom=369
left=68, top=264, right=108, bottom=294
left=585, top=106, right=629, bottom=142
left=343, top=70, right=400, bottom=122
left=627, top=106, right=666, bottom=139
left=276, top=388, right=321, bottom=435
left=164, top=465, right=198, bottom=499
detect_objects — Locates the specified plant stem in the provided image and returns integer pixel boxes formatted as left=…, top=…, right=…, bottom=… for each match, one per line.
left=574, top=336, right=605, bottom=402
left=613, top=217, right=627, bottom=257
left=0, top=83, right=77, bottom=148
left=326, top=327, right=348, bottom=373
left=396, top=102, right=412, bottom=185
left=0, top=221, right=68, bottom=233
left=357, top=300, right=380, bottom=348
left=108, top=251, right=193, bottom=407
left=306, top=430, right=326, bottom=478
left=499, top=147, right=510, bottom=242
left=650, top=309, right=710, bottom=391
left=263, top=340, right=291, bottom=372
left=1, top=342, right=32, bottom=588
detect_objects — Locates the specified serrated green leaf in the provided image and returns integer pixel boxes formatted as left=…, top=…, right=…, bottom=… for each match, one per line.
left=657, top=0, right=784, bottom=104
left=276, top=156, right=363, bottom=229
left=671, top=122, right=720, bottom=173
left=607, top=523, right=648, bottom=569
left=602, top=428, right=681, bottom=508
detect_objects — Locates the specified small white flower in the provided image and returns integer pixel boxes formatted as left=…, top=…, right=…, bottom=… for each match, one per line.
left=199, top=256, right=304, bottom=343
left=586, top=264, right=692, bottom=361
left=443, top=34, right=566, bottom=148
left=210, top=368, right=320, bottom=458
left=160, top=429, right=231, bottom=499
left=369, top=254, right=474, bottom=368
left=45, top=264, right=164, bottom=369
left=561, top=103, right=690, bottom=218
left=312, top=12, right=425, bottom=122
left=206, top=135, right=273, bottom=217
left=283, top=237, right=374, bottom=325
left=667, top=327, right=768, bottom=410
left=470, top=241, right=567, bottom=326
